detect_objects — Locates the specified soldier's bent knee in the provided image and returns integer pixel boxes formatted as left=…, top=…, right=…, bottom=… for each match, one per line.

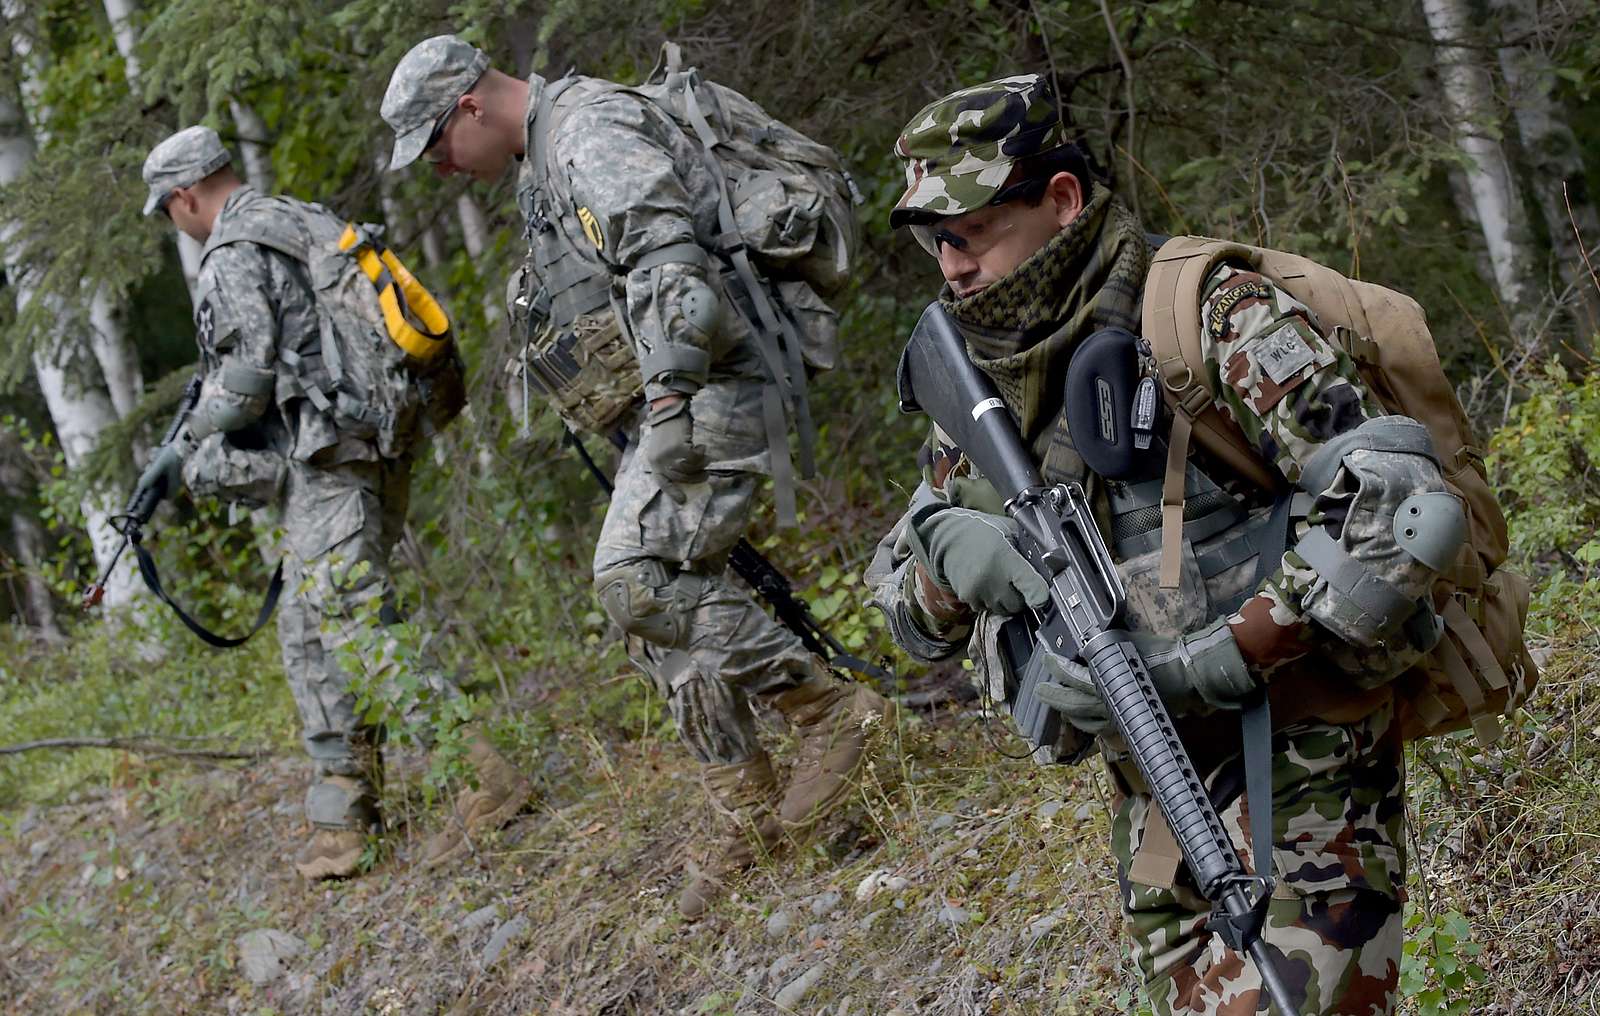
left=594, top=560, right=702, bottom=648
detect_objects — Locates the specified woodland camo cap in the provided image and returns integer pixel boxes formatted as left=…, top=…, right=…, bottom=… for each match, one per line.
left=141, top=126, right=231, bottom=216
left=890, top=73, right=1068, bottom=227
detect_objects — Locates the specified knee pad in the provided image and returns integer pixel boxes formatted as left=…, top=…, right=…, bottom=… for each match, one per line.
left=595, top=560, right=701, bottom=648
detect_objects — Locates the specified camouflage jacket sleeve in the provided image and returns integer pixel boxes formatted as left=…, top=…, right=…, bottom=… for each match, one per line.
left=867, top=423, right=1009, bottom=661
left=180, top=243, right=290, bottom=450
left=552, top=95, right=718, bottom=399
left=1198, top=263, right=1442, bottom=680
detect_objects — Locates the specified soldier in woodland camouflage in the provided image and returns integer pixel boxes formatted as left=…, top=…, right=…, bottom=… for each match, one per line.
left=382, top=36, right=892, bottom=919
left=867, top=76, right=1446, bottom=1014
left=134, top=127, right=531, bottom=881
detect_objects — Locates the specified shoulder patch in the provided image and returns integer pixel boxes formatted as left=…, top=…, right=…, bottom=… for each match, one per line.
left=1206, top=279, right=1273, bottom=340
left=195, top=295, right=218, bottom=349
left=576, top=206, right=605, bottom=251
left=1255, top=323, right=1317, bottom=384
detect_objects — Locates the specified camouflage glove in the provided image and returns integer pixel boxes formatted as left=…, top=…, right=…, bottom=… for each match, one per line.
left=908, top=506, right=1050, bottom=616
left=1038, top=618, right=1257, bottom=735
left=642, top=397, right=709, bottom=503
left=131, top=444, right=184, bottom=518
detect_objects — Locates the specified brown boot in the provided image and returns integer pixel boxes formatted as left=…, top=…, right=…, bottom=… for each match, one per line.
left=294, top=773, right=382, bottom=880
left=419, top=732, right=534, bottom=869
left=770, top=669, right=895, bottom=829
left=678, top=751, right=785, bottom=920
left=294, top=828, right=368, bottom=880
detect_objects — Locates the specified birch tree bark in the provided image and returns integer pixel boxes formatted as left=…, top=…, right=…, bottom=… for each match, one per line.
left=3, top=13, right=140, bottom=606
left=229, top=98, right=274, bottom=194
left=1421, top=0, right=1542, bottom=347
left=1493, top=0, right=1600, bottom=349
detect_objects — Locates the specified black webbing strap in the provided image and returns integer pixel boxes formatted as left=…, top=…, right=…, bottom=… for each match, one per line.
left=130, top=534, right=283, bottom=648
left=1239, top=490, right=1298, bottom=884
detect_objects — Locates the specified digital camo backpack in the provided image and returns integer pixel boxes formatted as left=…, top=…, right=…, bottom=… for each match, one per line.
left=1142, top=237, right=1537, bottom=747
left=205, top=194, right=465, bottom=459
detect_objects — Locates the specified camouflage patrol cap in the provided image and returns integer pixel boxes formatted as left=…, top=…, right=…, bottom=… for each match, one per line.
left=141, top=126, right=232, bottom=216
left=890, top=73, right=1068, bottom=226
left=382, top=35, right=490, bottom=171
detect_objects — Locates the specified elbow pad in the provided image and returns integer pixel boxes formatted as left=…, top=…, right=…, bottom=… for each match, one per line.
left=192, top=363, right=274, bottom=438
left=1294, top=416, right=1466, bottom=647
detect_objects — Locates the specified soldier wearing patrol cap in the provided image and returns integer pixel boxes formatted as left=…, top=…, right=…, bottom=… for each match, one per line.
left=381, top=36, right=894, bottom=919
left=134, top=125, right=532, bottom=881
left=866, top=75, right=1447, bottom=1014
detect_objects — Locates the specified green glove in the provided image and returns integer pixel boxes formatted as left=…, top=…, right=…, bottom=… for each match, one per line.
left=131, top=444, right=184, bottom=520
left=642, top=397, right=708, bottom=503
left=1038, top=617, right=1257, bottom=735
left=909, top=507, right=1050, bottom=616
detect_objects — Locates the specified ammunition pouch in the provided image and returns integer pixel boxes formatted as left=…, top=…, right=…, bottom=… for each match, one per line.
left=509, top=309, right=643, bottom=435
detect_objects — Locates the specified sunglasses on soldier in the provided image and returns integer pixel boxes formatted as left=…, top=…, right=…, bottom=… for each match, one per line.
left=421, top=102, right=460, bottom=165
left=908, top=175, right=1051, bottom=258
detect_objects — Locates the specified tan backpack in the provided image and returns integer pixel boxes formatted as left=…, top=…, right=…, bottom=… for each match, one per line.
left=1141, top=236, right=1536, bottom=747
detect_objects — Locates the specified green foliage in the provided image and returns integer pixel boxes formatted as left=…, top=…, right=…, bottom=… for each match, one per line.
left=1400, top=906, right=1489, bottom=1014
left=1489, top=363, right=1600, bottom=634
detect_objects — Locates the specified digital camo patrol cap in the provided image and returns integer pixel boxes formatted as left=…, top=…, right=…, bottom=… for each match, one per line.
left=381, top=34, right=491, bottom=171
left=142, top=125, right=232, bottom=216
left=890, top=74, right=1069, bottom=227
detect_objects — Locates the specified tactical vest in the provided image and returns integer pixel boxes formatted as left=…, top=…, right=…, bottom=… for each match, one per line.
left=508, top=47, right=860, bottom=525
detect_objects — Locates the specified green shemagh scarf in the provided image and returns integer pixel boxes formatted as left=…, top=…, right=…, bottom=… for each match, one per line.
left=941, top=190, right=1149, bottom=457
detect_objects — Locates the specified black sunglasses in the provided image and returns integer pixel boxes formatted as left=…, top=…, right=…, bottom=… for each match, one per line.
left=422, top=103, right=459, bottom=160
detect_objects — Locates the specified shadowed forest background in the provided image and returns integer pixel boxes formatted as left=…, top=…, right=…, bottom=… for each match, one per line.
left=2, top=1, right=1600, bottom=1013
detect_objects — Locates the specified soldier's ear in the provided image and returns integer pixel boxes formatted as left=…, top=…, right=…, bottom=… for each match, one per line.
left=1047, top=172, right=1085, bottom=229
left=458, top=91, right=485, bottom=122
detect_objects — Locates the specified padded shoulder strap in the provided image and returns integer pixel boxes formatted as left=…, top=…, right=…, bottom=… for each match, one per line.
left=1141, top=237, right=1283, bottom=586
left=202, top=196, right=315, bottom=266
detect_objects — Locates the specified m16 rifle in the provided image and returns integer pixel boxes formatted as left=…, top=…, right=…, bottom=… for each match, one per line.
left=897, top=302, right=1299, bottom=1016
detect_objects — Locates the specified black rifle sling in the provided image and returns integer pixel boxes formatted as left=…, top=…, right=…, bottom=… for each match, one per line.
left=130, top=534, right=283, bottom=648
left=1238, top=490, right=1296, bottom=888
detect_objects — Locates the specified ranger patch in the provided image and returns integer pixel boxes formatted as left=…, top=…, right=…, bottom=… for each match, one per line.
left=576, top=206, right=605, bottom=251
left=1206, top=279, right=1273, bottom=339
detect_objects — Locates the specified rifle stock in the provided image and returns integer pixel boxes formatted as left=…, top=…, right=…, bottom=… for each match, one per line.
left=899, top=302, right=1299, bottom=1016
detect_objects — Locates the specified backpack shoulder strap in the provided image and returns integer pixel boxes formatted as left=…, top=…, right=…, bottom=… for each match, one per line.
left=202, top=194, right=314, bottom=266
left=1142, top=236, right=1283, bottom=586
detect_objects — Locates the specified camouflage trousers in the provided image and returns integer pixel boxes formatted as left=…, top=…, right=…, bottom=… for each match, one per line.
left=276, top=456, right=459, bottom=828
left=593, top=380, right=819, bottom=766
left=1110, top=701, right=1405, bottom=1016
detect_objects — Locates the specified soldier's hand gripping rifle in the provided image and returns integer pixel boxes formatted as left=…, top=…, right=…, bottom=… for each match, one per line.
left=897, top=303, right=1300, bottom=1016
left=82, top=374, right=203, bottom=609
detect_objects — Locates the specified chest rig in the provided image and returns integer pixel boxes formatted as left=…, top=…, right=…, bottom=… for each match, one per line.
left=508, top=77, right=642, bottom=435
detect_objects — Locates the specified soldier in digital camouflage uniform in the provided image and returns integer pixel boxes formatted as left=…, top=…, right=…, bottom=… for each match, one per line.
left=865, top=76, right=1450, bottom=1014
left=132, top=126, right=532, bottom=880
left=381, top=36, right=893, bottom=918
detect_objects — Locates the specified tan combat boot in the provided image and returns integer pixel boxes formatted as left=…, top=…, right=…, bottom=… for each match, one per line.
left=770, top=667, right=895, bottom=829
left=419, top=731, right=534, bottom=869
left=679, top=750, right=785, bottom=920
left=294, top=774, right=380, bottom=880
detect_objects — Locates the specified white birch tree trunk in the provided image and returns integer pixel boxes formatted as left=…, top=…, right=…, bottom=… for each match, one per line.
left=1493, top=0, right=1600, bottom=348
left=3, top=18, right=141, bottom=606
left=229, top=98, right=274, bottom=194
left=1421, top=0, right=1541, bottom=346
